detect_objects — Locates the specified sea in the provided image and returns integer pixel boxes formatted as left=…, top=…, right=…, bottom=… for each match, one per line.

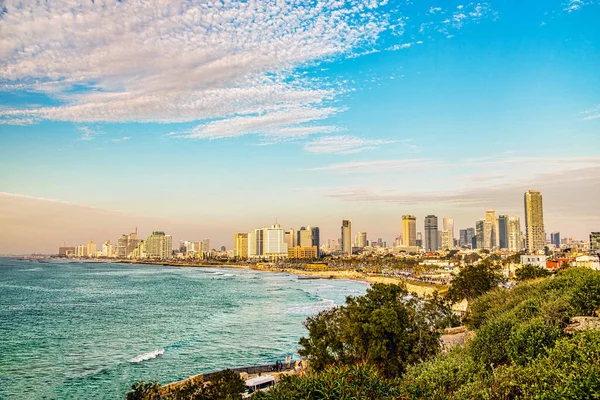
left=0, top=258, right=368, bottom=399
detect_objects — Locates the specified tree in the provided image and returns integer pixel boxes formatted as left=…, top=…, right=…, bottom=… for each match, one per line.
left=447, top=261, right=505, bottom=304
left=514, top=264, right=551, bottom=281
left=127, top=380, right=160, bottom=400
left=298, top=284, right=452, bottom=378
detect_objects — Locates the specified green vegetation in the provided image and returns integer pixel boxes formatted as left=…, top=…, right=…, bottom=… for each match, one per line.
left=446, top=260, right=505, bottom=303
left=254, top=364, right=402, bottom=400
left=283, top=268, right=600, bottom=399
left=129, top=268, right=600, bottom=400
left=298, top=283, right=458, bottom=378
left=514, top=263, right=552, bottom=281
left=128, top=369, right=245, bottom=400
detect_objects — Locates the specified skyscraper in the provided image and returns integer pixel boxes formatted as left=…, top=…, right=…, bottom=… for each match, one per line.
left=424, top=215, right=438, bottom=251
left=524, top=190, right=545, bottom=252
left=475, top=220, right=485, bottom=249
left=355, top=232, right=368, bottom=248
left=146, top=231, right=172, bottom=260
left=311, top=226, right=320, bottom=256
left=284, top=229, right=296, bottom=249
left=233, top=232, right=249, bottom=259
left=590, top=232, right=600, bottom=251
left=341, top=220, right=352, bottom=254
left=117, top=232, right=140, bottom=258
left=263, top=224, right=288, bottom=260
left=485, top=210, right=499, bottom=249
left=402, top=215, right=417, bottom=246
left=551, top=232, right=561, bottom=248
left=498, top=215, right=509, bottom=249
left=459, top=228, right=475, bottom=248
left=507, top=216, right=521, bottom=252
left=298, top=227, right=312, bottom=247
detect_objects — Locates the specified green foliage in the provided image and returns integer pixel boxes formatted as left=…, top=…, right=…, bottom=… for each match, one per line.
left=254, top=364, right=402, bottom=400
left=299, top=283, right=454, bottom=378
left=469, top=317, right=514, bottom=369
left=514, top=264, right=551, bottom=281
left=399, top=347, right=481, bottom=400
left=169, top=369, right=245, bottom=400
left=447, top=262, right=505, bottom=304
left=506, top=318, right=562, bottom=366
left=127, top=379, right=160, bottom=400
left=464, top=331, right=600, bottom=399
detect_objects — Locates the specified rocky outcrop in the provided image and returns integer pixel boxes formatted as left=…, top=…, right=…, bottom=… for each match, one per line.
left=440, top=326, right=474, bottom=352
left=564, top=316, right=600, bottom=334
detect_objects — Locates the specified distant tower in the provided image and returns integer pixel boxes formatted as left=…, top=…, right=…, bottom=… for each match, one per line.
left=424, top=215, right=439, bottom=251
left=402, top=215, right=417, bottom=246
left=341, top=220, right=352, bottom=255
left=484, top=210, right=499, bottom=249
left=498, top=215, right=509, bottom=249
left=524, top=190, right=545, bottom=252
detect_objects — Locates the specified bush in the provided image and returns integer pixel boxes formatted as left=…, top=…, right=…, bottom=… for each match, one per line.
left=254, top=364, right=402, bottom=400
left=514, top=264, right=551, bottom=281
left=127, top=380, right=160, bottom=400
left=506, top=318, right=562, bottom=366
left=469, top=317, right=514, bottom=369
left=399, top=347, right=481, bottom=399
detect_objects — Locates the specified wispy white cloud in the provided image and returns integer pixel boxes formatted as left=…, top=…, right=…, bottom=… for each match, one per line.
left=0, top=0, right=391, bottom=131
left=307, top=158, right=439, bottom=171
left=77, top=126, right=104, bottom=141
left=111, top=136, right=131, bottom=143
left=304, top=135, right=395, bottom=154
left=563, top=0, right=595, bottom=12
left=582, top=104, right=600, bottom=120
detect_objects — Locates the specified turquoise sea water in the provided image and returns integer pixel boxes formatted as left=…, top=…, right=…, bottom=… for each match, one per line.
left=0, top=259, right=367, bottom=399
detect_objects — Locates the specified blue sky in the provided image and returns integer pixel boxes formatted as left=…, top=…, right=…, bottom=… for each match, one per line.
left=0, top=0, right=599, bottom=253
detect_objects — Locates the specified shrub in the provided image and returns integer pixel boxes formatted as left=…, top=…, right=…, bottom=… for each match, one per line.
left=254, top=364, right=402, bottom=400
left=469, top=317, right=514, bottom=369
left=506, top=318, right=562, bottom=366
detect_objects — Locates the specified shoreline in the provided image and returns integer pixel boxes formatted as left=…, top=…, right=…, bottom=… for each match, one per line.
left=64, top=257, right=444, bottom=296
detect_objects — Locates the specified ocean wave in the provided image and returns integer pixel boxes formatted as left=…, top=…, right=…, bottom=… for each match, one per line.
left=129, top=349, right=164, bottom=363
left=286, top=299, right=336, bottom=315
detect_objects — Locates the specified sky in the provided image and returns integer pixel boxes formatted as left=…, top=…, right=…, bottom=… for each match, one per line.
left=0, top=0, right=599, bottom=254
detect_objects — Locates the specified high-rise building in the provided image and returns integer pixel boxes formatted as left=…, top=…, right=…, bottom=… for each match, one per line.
left=341, top=220, right=352, bottom=254
left=311, top=227, right=320, bottom=256
left=263, top=224, right=288, bottom=260
left=202, top=238, right=210, bottom=253
left=298, top=227, right=312, bottom=247
left=58, top=246, right=76, bottom=257
left=551, top=232, right=561, bottom=248
left=424, top=215, right=439, bottom=251
left=485, top=210, right=499, bottom=249
left=498, top=215, right=509, bottom=249
left=507, top=216, right=521, bottom=252
left=87, top=241, right=97, bottom=258
left=590, top=232, right=600, bottom=251
left=118, top=232, right=140, bottom=258
left=416, top=232, right=423, bottom=248
left=475, top=220, right=485, bottom=249
left=355, top=232, right=368, bottom=248
left=524, top=190, right=545, bottom=252
left=442, top=218, right=454, bottom=242
left=233, top=233, right=249, bottom=259
left=146, top=231, right=172, bottom=260
left=459, top=228, right=475, bottom=248
left=441, top=230, right=453, bottom=249
left=402, top=215, right=417, bottom=246
left=284, top=229, right=296, bottom=250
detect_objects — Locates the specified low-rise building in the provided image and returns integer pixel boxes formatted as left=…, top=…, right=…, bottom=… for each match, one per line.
left=520, top=255, right=547, bottom=268
left=288, top=246, right=319, bottom=260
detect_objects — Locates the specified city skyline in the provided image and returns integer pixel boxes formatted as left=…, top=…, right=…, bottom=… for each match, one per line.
left=1, top=1, right=599, bottom=254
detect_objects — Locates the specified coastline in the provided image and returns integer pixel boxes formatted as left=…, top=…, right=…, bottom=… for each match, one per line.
left=105, top=258, right=443, bottom=296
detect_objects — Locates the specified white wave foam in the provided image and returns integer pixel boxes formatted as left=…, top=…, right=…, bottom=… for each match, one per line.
left=286, top=299, right=336, bottom=315
left=129, top=349, right=164, bottom=363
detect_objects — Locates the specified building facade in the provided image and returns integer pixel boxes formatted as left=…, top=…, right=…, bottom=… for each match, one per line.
left=402, top=215, right=417, bottom=247
left=424, top=215, right=439, bottom=252
left=341, top=220, right=352, bottom=254
left=146, top=231, right=172, bottom=260
left=507, top=216, right=521, bottom=252
left=591, top=232, right=600, bottom=251
left=524, top=190, right=545, bottom=252
left=233, top=233, right=249, bottom=259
